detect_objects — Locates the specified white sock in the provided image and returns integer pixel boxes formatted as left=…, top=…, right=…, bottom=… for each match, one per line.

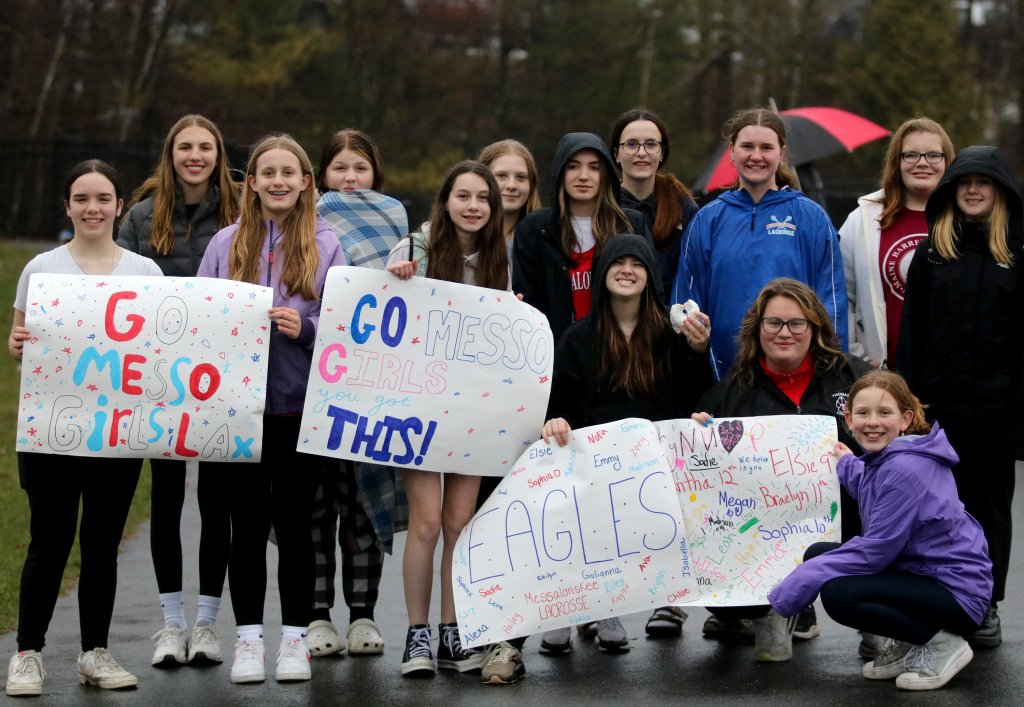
left=282, top=625, right=307, bottom=643
left=237, top=624, right=263, bottom=642
left=159, top=591, right=186, bottom=629
left=196, top=595, right=221, bottom=626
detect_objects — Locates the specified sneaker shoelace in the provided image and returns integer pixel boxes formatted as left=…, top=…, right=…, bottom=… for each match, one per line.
left=442, top=627, right=466, bottom=658
left=235, top=641, right=262, bottom=663
left=151, top=627, right=185, bottom=644
left=903, top=643, right=937, bottom=673
left=90, top=648, right=122, bottom=675
left=408, top=627, right=433, bottom=659
left=278, top=639, right=306, bottom=662
left=11, top=654, right=43, bottom=679
left=193, top=625, right=218, bottom=645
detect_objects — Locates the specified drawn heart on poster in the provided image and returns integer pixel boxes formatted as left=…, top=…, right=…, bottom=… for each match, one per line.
left=718, top=419, right=744, bottom=453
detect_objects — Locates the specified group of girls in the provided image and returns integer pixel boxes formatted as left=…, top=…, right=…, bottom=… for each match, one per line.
left=5, top=103, right=1019, bottom=696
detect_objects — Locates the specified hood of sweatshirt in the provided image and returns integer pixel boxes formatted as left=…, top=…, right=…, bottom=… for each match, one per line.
left=549, top=132, right=620, bottom=220
left=926, top=145, right=1023, bottom=226
left=590, top=232, right=662, bottom=313
left=864, top=422, right=959, bottom=470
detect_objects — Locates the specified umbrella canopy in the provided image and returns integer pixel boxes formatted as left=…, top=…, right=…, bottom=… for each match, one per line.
left=692, top=107, right=890, bottom=193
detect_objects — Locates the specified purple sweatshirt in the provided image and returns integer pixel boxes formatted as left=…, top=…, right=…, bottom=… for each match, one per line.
left=197, top=216, right=346, bottom=415
left=768, top=423, right=992, bottom=624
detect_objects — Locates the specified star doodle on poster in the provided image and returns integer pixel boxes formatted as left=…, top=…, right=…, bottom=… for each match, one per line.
left=479, top=296, right=485, bottom=303
left=251, top=353, right=261, bottom=363
left=87, top=384, right=97, bottom=391
left=95, top=281, right=108, bottom=288
left=55, top=319, right=64, bottom=327
left=77, top=294, right=87, bottom=302
left=539, top=375, right=549, bottom=384
left=61, top=347, right=71, bottom=355
left=337, top=324, right=346, bottom=332
left=32, top=366, right=41, bottom=375
left=51, top=298, right=60, bottom=306
left=27, top=427, right=37, bottom=437
left=411, top=337, right=420, bottom=344
left=517, top=406, right=525, bottom=413
left=205, top=296, right=213, bottom=302
left=467, top=427, right=475, bottom=434
left=502, top=378, right=512, bottom=384
left=481, top=392, right=490, bottom=398
left=228, top=408, right=237, bottom=417
left=249, top=291, right=257, bottom=299
left=87, top=333, right=96, bottom=339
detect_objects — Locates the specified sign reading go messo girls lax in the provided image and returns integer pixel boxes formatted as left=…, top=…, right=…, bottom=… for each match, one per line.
left=17, top=275, right=272, bottom=462
left=298, top=266, right=553, bottom=476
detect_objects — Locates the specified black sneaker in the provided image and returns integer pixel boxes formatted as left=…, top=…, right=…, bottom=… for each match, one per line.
left=967, top=605, right=1001, bottom=648
left=400, top=625, right=435, bottom=677
left=437, top=624, right=484, bottom=672
left=702, top=614, right=755, bottom=644
left=793, top=605, right=820, bottom=641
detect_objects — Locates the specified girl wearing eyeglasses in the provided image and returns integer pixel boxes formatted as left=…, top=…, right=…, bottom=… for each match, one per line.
left=672, top=108, right=847, bottom=381
left=610, top=109, right=699, bottom=300
left=691, top=277, right=871, bottom=659
left=840, top=118, right=953, bottom=369
left=897, top=145, right=1024, bottom=652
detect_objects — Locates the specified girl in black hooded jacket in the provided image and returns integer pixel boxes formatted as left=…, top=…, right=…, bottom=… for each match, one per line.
left=897, top=145, right=1024, bottom=649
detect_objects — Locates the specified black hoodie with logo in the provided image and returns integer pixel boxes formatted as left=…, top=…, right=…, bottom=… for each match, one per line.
left=512, top=132, right=653, bottom=344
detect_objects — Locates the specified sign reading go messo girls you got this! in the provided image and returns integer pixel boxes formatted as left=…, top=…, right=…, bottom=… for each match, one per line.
left=298, top=266, right=553, bottom=476
left=17, top=275, right=272, bottom=462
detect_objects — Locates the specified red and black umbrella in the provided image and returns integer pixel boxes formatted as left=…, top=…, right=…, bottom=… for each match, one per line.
left=692, top=107, right=890, bottom=193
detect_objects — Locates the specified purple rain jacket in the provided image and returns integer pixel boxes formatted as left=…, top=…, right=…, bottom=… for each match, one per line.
left=768, top=423, right=992, bottom=623
left=197, top=217, right=346, bottom=415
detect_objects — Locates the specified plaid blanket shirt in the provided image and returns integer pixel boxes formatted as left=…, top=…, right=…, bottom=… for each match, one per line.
left=316, top=189, right=409, bottom=269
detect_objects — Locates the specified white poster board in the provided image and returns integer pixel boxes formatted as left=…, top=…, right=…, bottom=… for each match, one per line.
left=298, top=266, right=553, bottom=476
left=17, top=275, right=271, bottom=461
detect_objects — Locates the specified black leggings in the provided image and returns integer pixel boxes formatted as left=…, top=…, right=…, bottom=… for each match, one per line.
left=16, top=452, right=141, bottom=652
left=808, top=542, right=980, bottom=645
left=150, top=458, right=231, bottom=597
left=209, top=415, right=320, bottom=627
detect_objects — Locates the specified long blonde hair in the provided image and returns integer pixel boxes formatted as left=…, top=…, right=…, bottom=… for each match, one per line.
left=128, top=114, right=239, bottom=256
left=230, top=134, right=320, bottom=300
left=931, top=187, right=1012, bottom=265
left=877, top=117, right=954, bottom=229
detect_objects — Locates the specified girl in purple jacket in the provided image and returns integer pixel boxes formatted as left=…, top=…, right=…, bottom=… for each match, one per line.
left=768, top=370, right=992, bottom=691
left=197, top=134, right=346, bottom=686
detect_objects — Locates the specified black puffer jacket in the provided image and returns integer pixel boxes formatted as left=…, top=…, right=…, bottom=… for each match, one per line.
left=548, top=234, right=712, bottom=426
left=513, top=132, right=654, bottom=344
left=897, top=145, right=1024, bottom=421
left=117, top=183, right=227, bottom=276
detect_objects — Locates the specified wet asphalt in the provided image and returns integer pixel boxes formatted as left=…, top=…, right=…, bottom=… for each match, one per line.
left=2, top=464, right=1023, bottom=706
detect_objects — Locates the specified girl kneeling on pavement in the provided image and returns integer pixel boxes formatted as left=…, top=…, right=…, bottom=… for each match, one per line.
left=769, top=370, right=992, bottom=691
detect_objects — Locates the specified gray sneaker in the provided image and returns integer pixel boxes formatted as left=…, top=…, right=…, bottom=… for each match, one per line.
left=539, top=627, right=571, bottom=655
left=480, top=642, right=525, bottom=684
left=896, top=631, right=973, bottom=690
left=77, top=648, right=138, bottom=690
left=858, top=631, right=889, bottom=659
left=595, top=618, right=629, bottom=653
left=753, top=610, right=796, bottom=662
left=862, top=638, right=912, bottom=679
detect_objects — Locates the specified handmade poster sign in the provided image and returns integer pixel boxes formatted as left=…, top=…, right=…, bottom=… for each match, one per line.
left=16, top=275, right=272, bottom=461
left=298, top=266, right=553, bottom=476
left=452, top=419, right=696, bottom=647
left=452, top=415, right=839, bottom=642
left=657, top=415, right=840, bottom=606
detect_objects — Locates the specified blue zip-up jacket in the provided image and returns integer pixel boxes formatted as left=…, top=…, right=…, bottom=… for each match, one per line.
left=672, top=187, right=847, bottom=379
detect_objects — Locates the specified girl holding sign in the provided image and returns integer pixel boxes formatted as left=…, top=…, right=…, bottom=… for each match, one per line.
left=540, top=233, right=712, bottom=656
left=386, top=160, right=509, bottom=678
left=897, top=145, right=1024, bottom=649
left=118, top=114, right=239, bottom=669
left=197, top=135, right=347, bottom=686
left=769, top=370, right=992, bottom=691
left=6, top=160, right=162, bottom=696
left=304, top=129, right=410, bottom=660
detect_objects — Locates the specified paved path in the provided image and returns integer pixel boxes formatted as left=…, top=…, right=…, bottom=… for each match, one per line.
left=4, top=465, right=1024, bottom=705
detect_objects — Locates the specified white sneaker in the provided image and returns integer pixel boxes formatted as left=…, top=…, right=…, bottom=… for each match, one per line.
left=753, top=610, right=796, bottom=662
left=77, top=648, right=138, bottom=689
left=188, top=624, right=223, bottom=665
left=230, top=640, right=265, bottom=684
left=151, top=626, right=188, bottom=667
left=275, top=638, right=311, bottom=682
left=896, top=631, right=974, bottom=690
left=307, top=619, right=346, bottom=657
left=7, top=650, right=45, bottom=696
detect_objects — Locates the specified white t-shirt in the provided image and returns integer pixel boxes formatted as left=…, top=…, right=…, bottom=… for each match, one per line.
left=14, top=244, right=163, bottom=312
left=571, top=215, right=595, bottom=253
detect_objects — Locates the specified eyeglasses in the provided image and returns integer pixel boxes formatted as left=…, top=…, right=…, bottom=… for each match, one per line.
left=760, top=317, right=810, bottom=334
left=900, top=151, right=945, bottom=165
left=618, top=139, right=662, bottom=156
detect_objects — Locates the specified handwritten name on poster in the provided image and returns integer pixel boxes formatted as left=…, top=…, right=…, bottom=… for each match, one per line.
left=17, top=275, right=272, bottom=461
left=452, top=419, right=697, bottom=647
left=298, top=266, right=553, bottom=476
left=657, top=415, right=840, bottom=606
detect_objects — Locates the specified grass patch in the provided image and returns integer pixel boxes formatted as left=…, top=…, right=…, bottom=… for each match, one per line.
left=0, top=241, right=153, bottom=633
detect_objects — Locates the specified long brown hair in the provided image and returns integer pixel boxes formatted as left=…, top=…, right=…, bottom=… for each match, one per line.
left=597, top=261, right=672, bottom=398
left=722, top=108, right=798, bottom=190
left=424, top=160, right=509, bottom=290
left=609, top=108, right=695, bottom=249
left=847, top=370, right=931, bottom=435
left=128, top=114, right=239, bottom=256
left=315, top=128, right=386, bottom=193
left=733, top=278, right=845, bottom=388
left=878, top=117, right=954, bottom=229
left=557, top=149, right=632, bottom=258
left=477, top=139, right=541, bottom=229
left=230, top=134, right=320, bottom=300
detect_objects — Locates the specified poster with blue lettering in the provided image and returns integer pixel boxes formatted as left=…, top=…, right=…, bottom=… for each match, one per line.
left=298, top=266, right=553, bottom=475
left=16, top=275, right=272, bottom=461
left=656, top=415, right=840, bottom=606
left=452, top=419, right=696, bottom=648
